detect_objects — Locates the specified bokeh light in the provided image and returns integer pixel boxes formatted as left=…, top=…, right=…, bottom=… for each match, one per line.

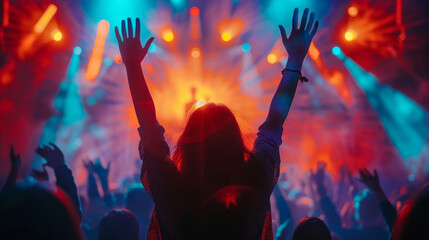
left=114, top=55, right=122, bottom=64
left=344, top=30, right=356, bottom=41
left=348, top=6, right=359, bottom=17
left=267, top=53, right=277, bottom=64
left=241, top=43, right=251, bottom=52
left=73, top=46, right=82, bottom=55
left=221, top=32, right=232, bottom=42
left=191, top=47, right=201, bottom=58
left=51, top=29, right=62, bottom=41
left=332, top=46, right=342, bottom=56
left=190, top=7, right=200, bottom=16
left=162, top=29, right=175, bottom=42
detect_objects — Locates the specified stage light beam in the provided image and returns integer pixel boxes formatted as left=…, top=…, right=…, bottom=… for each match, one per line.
left=34, top=4, right=58, bottom=33
left=85, top=20, right=110, bottom=82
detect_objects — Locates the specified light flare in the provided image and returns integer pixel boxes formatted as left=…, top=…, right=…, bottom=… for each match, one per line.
left=267, top=53, right=277, bottom=64
left=33, top=4, right=57, bottom=33
left=85, top=20, right=109, bottom=82
left=162, top=29, right=174, bottom=42
left=348, top=6, right=359, bottom=17
left=51, top=29, right=62, bottom=41
left=345, top=30, right=356, bottom=41
left=191, top=47, right=201, bottom=58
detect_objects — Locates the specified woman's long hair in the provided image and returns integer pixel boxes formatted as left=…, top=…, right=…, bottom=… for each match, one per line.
left=172, top=103, right=251, bottom=235
left=173, top=103, right=250, bottom=195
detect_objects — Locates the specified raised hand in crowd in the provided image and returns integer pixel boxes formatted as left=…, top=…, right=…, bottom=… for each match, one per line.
left=3, top=146, right=21, bottom=190
left=311, top=167, right=327, bottom=198
left=84, top=159, right=100, bottom=202
left=10, top=145, right=21, bottom=171
left=358, top=168, right=396, bottom=232
left=85, top=158, right=114, bottom=208
left=358, top=168, right=386, bottom=200
left=115, top=18, right=153, bottom=66
left=35, top=142, right=65, bottom=169
left=115, top=18, right=156, bottom=127
left=268, top=8, right=319, bottom=126
left=279, top=8, right=318, bottom=64
left=93, top=158, right=111, bottom=192
left=35, top=143, right=82, bottom=220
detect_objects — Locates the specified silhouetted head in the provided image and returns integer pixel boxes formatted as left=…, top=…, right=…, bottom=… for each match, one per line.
left=98, top=209, right=139, bottom=240
left=354, top=189, right=383, bottom=226
left=391, top=183, right=429, bottom=240
left=292, top=217, right=332, bottom=240
left=173, top=103, right=249, bottom=195
left=0, top=180, right=83, bottom=240
left=125, top=183, right=153, bottom=218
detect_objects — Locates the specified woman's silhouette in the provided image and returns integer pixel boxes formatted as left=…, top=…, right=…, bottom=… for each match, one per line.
left=115, top=7, right=318, bottom=239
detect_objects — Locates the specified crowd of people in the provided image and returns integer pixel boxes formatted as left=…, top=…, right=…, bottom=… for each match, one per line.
left=1, top=8, right=428, bottom=240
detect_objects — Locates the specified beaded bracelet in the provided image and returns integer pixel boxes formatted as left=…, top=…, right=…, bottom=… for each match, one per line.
left=281, top=68, right=309, bottom=82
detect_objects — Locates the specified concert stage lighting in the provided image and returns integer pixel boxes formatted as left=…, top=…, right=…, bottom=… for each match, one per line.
left=242, top=43, right=251, bottom=52
left=348, top=6, right=358, bottom=17
left=162, top=29, right=174, bottom=42
left=34, top=4, right=57, bottom=33
left=85, top=20, right=109, bottom=82
left=221, top=32, right=232, bottom=42
left=332, top=46, right=342, bottom=56
left=190, top=7, right=200, bottom=16
left=51, top=29, right=62, bottom=41
left=73, top=46, right=82, bottom=55
left=267, top=53, right=277, bottom=64
left=344, top=30, right=356, bottom=41
left=191, top=47, right=201, bottom=58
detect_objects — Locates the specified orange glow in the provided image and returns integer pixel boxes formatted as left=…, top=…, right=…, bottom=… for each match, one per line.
left=114, top=55, right=122, bottom=64
left=51, top=29, right=62, bottom=41
left=308, top=42, right=320, bottom=60
left=162, top=29, right=174, bottom=42
left=190, top=7, right=200, bottom=16
left=344, top=30, right=356, bottom=41
left=33, top=4, right=57, bottom=33
left=191, top=47, right=201, bottom=58
left=218, top=19, right=245, bottom=43
left=221, top=32, right=232, bottom=42
left=85, top=20, right=109, bottom=82
left=344, top=6, right=399, bottom=52
left=348, top=6, right=359, bottom=17
left=267, top=53, right=277, bottom=64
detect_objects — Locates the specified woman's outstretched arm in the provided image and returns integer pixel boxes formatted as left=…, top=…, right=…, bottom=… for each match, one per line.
left=115, top=18, right=155, bottom=127
left=266, top=8, right=318, bottom=126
